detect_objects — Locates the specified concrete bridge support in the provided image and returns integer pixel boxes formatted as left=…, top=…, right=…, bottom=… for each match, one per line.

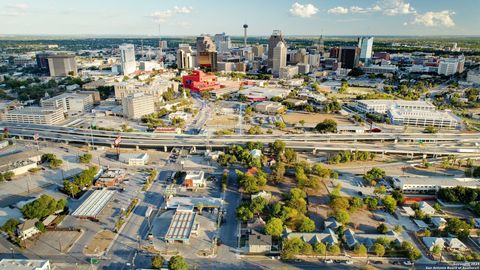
left=164, top=146, right=168, bottom=152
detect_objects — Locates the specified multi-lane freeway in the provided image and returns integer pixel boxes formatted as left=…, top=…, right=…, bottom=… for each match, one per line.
left=1, top=122, right=480, bottom=156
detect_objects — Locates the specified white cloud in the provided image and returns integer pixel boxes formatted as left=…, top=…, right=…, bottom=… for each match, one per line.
left=381, top=0, right=415, bottom=16
left=350, top=6, right=368, bottom=14
left=6, top=3, right=29, bottom=10
left=413, top=10, right=455, bottom=28
left=150, top=6, right=193, bottom=22
left=173, top=6, right=192, bottom=14
left=289, top=2, right=319, bottom=18
left=328, top=6, right=349, bottom=15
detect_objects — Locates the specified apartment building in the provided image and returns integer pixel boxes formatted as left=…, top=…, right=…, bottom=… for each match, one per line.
left=122, top=93, right=154, bottom=120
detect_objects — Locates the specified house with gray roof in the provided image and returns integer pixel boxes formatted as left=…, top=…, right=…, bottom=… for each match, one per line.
left=285, top=228, right=338, bottom=246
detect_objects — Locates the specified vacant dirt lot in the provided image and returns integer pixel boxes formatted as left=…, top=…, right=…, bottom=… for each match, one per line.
left=282, top=112, right=352, bottom=125
left=331, top=86, right=377, bottom=100
left=28, top=230, right=82, bottom=255
left=84, top=230, right=115, bottom=256
left=206, top=115, right=238, bottom=127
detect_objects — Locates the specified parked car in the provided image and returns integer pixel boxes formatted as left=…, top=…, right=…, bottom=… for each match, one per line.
left=403, top=261, right=413, bottom=266
left=345, top=260, right=354, bottom=265
left=323, top=259, right=333, bottom=264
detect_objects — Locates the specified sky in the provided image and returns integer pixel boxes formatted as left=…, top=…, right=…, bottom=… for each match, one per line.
left=0, top=0, right=479, bottom=36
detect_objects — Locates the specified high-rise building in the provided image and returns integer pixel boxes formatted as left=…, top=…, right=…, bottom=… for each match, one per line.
left=358, top=37, right=374, bottom=63
left=252, top=45, right=265, bottom=58
left=122, top=93, right=155, bottom=120
left=339, top=47, right=360, bottom=69
left=47, top=55, right=77, bottom=77
left=315, top=35, right=325, bottom=55
left=36, top=52, right=52, bottom=70
left=177, top=44, right=194, bottom=70
left=268, top=30, right=286, bottom=68
left=196, top=35, right=217, bottom=72
left=40, top=93, right=94, bottom=114
left=272, top=41, right=287, bottom=76
left=214, top=33, right=231, bottom=53
left=119, top=44, right=136, bottom=75
left=438, top=56, right=465, bottom=76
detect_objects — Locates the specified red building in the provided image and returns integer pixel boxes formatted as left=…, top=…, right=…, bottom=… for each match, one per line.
left=182, top=70, right=222, bottom=92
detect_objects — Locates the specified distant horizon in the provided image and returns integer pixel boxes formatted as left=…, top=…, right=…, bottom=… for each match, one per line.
left=1, top=34, right=480, bottom=40
left=1, top=0, right=478, bottom=36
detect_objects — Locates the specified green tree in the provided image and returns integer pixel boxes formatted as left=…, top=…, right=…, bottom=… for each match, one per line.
left=21, top=195, right=67, bottom=220
left=432, top=245, right=442, bottom=256
left=333, top=209, right=350, bottom=224
left=377, top=223, right=389, bottom=234
left=445, top=218, right=472, bottom=239
left=41, top=153, right=57, bottom=163
left=355, top=244, right=368, bottom=256
left=402, top=241, right=422, bottom=261
left=327, top=244, right=341, bottom=255
left=364, top=197, right=379, bottom=210
left=236, top=204, right=254, bottom=222
left=315, top=119, right=338, bottom=133
left=382, top=195, right=397, bottom=214
left=315, top=242, right=326, bottom=255
left=79, top=153, right=93, bottom=164
left=3, top=171, right=14, bottom=181
left=151, top=255, right=165, bottom=269
left=271, top=161, right=286, bottom=182
left=1, top=218, right=20, bottom=234
left=299, top=217, right=315, bottom=232
left=168, top=255, right=188, bottom=270
left=281, top=237, right=304, bottom=260
left=63, top=180, right=80, bottom=197
left=49, top=158, right=63, bottom=169
left=275, top=121, right=286, bottom=130
left=394, top=225, right=403, bottom=234
left=374, top=185, right=387, bottom=196
left=373, top=243, right=385, bottom=257
left=265, top=218, right=284, bottom=237
left=363, top=167, right=386, bottom=186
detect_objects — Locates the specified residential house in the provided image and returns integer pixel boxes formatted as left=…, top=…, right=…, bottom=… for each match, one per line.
left=419, top=202, right=436, bottom=215
left=344, top=229, right=401, bottom=250
left=17, top=219, right=40, bottom=240
left=285, top=228, right=339, bottom=247
left=323, top=217, right=342, bottom=231
left=247, top=231, right=272, bottom=254
left=431, top=217, right=447, bottom=230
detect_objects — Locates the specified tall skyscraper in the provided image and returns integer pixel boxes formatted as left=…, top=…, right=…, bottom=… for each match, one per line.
left=177, top=44, right=194, bottom=70
left=358, top=37, right=374, bottom=63
left=214, top=33, right=231, bottom=53
left=272, top=41, right=287, bottom=76
left=339, top=46, right=360, bottom=69
left=119, top=44, right=136, bottom=75
left=316, top=35, right=325, bottom=55
left=47, top=55, right=77, bottom=77
left=196, top=35, right=217, bottom=72
left=268, top=30, right=286, bottom=68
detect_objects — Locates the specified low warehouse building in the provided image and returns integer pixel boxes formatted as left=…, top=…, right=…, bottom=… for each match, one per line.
left=164, top=206, right=198, bottom=244
left=71, top=189, right=115, bottom=219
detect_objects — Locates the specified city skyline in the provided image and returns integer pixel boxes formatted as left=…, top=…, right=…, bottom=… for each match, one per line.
left=0, top=0, right=479, bottom=36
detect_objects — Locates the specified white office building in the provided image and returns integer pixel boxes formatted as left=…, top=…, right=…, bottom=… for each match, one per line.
left=355, top=100, right=436, bottom=114
left=40, top=93, right=94, bottom=114
left=388, top=108, right=460, bottom=128
left=177, top=44, right=194, bottom=70
left=214, top=33, right=231, bottom=53
left=438, top=56, right=465, bottom=76
left=358, top=37, right=374, bottom=63
left=114, top=79, right=178, bottom=102
left=393, top=176, right=480, bottom=194
left=272, top=42, right=287, bottom=76
left=122, top=93, right=154, bottom=120
left=119, top=44, right=136, bottom=75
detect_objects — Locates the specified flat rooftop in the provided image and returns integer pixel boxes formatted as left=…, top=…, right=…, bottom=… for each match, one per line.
left=0, top=259, right=50, bottom=270
left=164, top=206, right=197, bottom=242
left=394, top=176, right=480, bottom=188
left=71, top=189, right=115, bottom=218
left=0, top=150, right=42, bottom=167
left=165, top=196, right=223, bottom=209
left=389, top=108, right=460, bottom=121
